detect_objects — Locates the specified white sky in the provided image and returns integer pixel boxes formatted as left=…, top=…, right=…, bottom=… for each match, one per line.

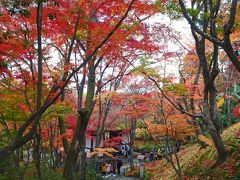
left=146, top=13, right=193, bottom=80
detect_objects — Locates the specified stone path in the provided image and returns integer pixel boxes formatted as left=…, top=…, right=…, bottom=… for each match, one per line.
left=99, top=156, right=141, bottom=180
left=104, top=175, right=139, bottom=180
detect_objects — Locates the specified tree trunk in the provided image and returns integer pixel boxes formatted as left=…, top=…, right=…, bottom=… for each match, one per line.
left=129, top=119, right=137, bottom=170
left=95, top=130, right=101, bottom=148
left=34, top=126, right=42, bottom=179
left=58, top=116, right=69, bottom=155
left=129, top=147, right=134, bottom=170
left=34, top=1, right=43, bottom=177
left=78, top=146, right=86, bottom=179
left=63, top=110, right=88, bottom=180
left=193, top=21, right=228, bottom=162
left=95, top=95, right=103, bottom=148
left=202, top=85, right=227, bottom=162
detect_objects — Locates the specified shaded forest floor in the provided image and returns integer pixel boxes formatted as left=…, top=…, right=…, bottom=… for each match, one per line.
left=128, top=123, right=240, bottom=180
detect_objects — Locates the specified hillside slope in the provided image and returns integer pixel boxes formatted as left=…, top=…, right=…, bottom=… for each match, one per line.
left=145, top=123, right=240, bottom=180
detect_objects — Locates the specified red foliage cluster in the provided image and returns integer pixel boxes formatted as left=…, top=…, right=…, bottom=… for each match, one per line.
left=232, top=105, right=240, bottom=118
left=103, top=136, right=123, bottom=147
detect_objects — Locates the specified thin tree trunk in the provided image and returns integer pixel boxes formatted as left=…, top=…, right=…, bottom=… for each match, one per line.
left=190, top=59, right=203, bottom=136
left=58, top=116, right=69, bottom=155
left=35, top=1, right=43, bottom=177
left=129, top=118, right=137, bottom=170
left=95, top=96, right=103, bottom=148
left=34, top=126, right=42, bottom=179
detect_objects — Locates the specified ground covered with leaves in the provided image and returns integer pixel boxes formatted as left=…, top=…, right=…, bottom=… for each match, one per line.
left=128, top=123, right=240, bottom=180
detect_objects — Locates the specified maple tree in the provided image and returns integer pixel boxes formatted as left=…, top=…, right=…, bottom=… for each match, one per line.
left=61, top=1, right=160, bottom=178
left=0, top=0, right=161, bottom=178
left=0, top=0, right=239, bottom=179
left=119, top=81, right=196, bottom=180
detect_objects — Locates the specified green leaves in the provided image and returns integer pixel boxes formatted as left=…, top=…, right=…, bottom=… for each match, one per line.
left=165, top=1, right=182, bottom=19
left=47, top=14, right=56, bottom=20
left=155, top=0, right=164, bottom=12
left=4, top=0, right=31, bottom=17
left=163, top=84, right=188, bottom=96
left=131, top=56, right=159, bottom=77
left=42, top=102, right=74, bottom=121
left=186, top=8, right=199, bottom=17
left=0, top=90, right=29, bottom=122
left=155, top=0, right=181, bottom=19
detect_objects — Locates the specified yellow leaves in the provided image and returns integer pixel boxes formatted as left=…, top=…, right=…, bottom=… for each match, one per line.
left=235, top=4, right=240, bottom=24
left=198, top=135, right=213, bottom=146
left=155, top=0, right=165, bottom=12
left=131, top=65, right=159, bottom=77
left=76, top=30, right=81, bottom=39
left=90, top=151, right=113, bottom=157
left=76, top=29, right=87, bottom=40
left=222, top=122, right=240, bottom=141
left=90, top=147, right=118, bottom=157
left=135, top=128, right=146, bottom=139
left=163, top=84, right=188, bottom=97
left=217, top=97, right=224, bottom=109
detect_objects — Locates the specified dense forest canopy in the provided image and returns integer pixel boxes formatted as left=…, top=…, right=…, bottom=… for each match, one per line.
left=0, top=0, right=239, bottom=179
